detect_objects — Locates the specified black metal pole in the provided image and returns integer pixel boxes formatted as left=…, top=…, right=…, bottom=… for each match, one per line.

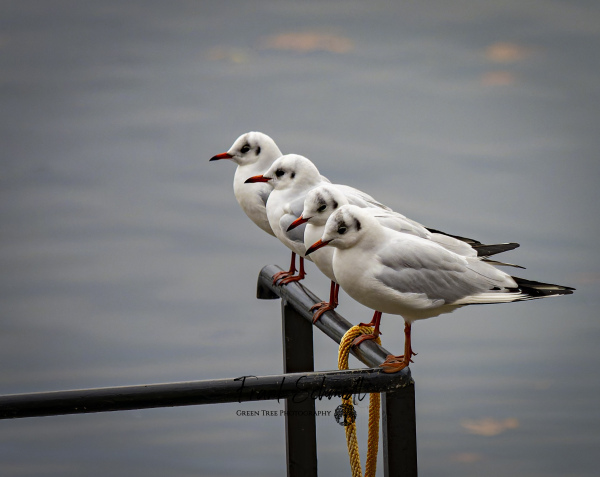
left=281, top=297, right=318, bottom=477
left=382, top=385, right=418, bottom=477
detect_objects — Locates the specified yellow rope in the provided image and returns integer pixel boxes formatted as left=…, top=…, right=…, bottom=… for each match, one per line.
left=338, top=325, right=381, bottom=477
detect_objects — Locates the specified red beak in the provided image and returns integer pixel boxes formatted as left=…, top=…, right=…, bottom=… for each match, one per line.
left=287, top=215, right=309, bottom=232
left=305, top=239, right=331, bottom=256
left=210, top=152, right=233, bottom=161
left=244, top=175, right=271, bottom=183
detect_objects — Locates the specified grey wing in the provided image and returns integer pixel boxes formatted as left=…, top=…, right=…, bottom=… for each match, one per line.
left=280, top=213, right=306, bottom=244
left=286, top=194, right=307, bottom=220
left=258, top=187, right=271, bottom=206
left=375, top=238, right=488, bottom=303
left=370, top=209, right=431, bottom=238
left=370, top=210, right=479, bottom=258
left=280, top=195, right=308, bottom=245
left=335, top=184, right=392, bottom=211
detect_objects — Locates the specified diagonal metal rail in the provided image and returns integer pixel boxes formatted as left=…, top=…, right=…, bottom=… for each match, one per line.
left=257, top=264, right=410, bottom=370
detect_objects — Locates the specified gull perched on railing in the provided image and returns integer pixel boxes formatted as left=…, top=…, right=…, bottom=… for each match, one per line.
left=245, top=154, right=389, bottom=284
left=210, top=131, right=283, bottom=236
left=211, top=133, right=331, bottom=284
left=306, top=205, right=574, bottom=373
left=289, top=184, right=523, bottom=322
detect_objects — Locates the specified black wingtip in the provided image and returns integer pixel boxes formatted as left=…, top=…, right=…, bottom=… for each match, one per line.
left=511, top=276, right=575, bottom=298
left=473, top=242, right=520, bottom=257
left=425, top=228, right=482, bottom=245
left=481, top=258, right=526, bottom=269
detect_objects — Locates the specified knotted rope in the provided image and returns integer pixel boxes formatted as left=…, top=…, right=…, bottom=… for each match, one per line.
left=337, top=325, right=381, bottom=477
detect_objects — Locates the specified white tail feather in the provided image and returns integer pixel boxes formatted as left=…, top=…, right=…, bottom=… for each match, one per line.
left=451, top=292, right=527, bottom=306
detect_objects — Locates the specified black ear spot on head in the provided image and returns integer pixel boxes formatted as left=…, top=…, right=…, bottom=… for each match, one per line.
left=291, top=172, right=296, bottom=179
left=355, top=219, right=361, bottom=231
left=332, top=199, right=339, bottom=209
left=256, top=146, right=261, bottom=155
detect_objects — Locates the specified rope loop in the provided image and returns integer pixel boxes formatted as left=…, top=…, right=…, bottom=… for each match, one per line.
left=338, top=325, right=381, bottom=477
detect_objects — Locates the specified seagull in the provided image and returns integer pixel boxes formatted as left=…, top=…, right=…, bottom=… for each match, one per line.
left=210, top=132, right=306, bottom=283
left=306, top=205, right=574, bottom=373
left=209, top=131, right=283, bottom=236
left=245, top=154, right=389, bottom=284
left=288, top=184, right=523, bottom=322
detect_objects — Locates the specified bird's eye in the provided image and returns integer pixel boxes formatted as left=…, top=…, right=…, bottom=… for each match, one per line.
left=337, top=225, right=347, bottom=235
left=240, top=144, right=251, bottom=153
left=317, top=204, right=327, bottom=213
left=275, top=169, right=285, bottom=177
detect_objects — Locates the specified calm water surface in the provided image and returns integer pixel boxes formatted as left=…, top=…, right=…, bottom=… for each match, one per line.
left=1, top=1, right=599, bottom=476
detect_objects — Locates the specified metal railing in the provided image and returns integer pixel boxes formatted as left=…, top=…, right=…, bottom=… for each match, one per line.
left=0, top=264, right=418, bottom=476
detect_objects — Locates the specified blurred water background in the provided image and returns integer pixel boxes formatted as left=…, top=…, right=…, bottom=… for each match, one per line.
left=1, top=1, right=599, bottom=476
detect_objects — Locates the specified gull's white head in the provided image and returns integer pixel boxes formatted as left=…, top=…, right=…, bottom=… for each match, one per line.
left=302, top=184, right=350, bottom=226
left=247, top=154, right=321, bottom=191
left=306, top=205, right=376, bottom=254
left=210, top=131, right=282, bottom=167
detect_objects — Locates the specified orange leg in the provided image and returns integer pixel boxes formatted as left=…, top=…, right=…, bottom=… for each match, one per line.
left=278, top=256, right=307, bottom=285
left=380, top=322, right=417, bottom=373
left=273, top=252, right=298, bottom=285
left=310, top=281, right=340, bottom=323
left=351, top=311, right=383, bottom=346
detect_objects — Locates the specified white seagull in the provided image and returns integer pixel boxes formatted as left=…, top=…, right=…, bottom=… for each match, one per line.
left=211, top=132, right=309, bottom=283
left=210, top=131, right=283, bottom=235
left=245, top=154, right=389, bottom=284
left=306, top=205, right=574, bottom=373
left=288, top=184, right=522, bottom=322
